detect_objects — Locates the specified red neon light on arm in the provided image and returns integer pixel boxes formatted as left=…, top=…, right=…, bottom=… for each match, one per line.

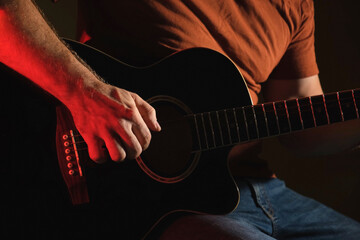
left=0, top=1, right=160, bottom=166
left=0, top=1, right=96, bottom=103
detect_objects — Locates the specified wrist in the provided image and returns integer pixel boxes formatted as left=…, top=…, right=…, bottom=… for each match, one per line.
left=60, top=72, right=106, bottom=111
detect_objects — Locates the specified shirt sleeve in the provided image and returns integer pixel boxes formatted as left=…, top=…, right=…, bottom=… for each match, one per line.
left=270, top=0, right=319, bottom=79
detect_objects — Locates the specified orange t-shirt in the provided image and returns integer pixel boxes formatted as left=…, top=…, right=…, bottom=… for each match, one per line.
left=78, top=0, right=319, bottom=104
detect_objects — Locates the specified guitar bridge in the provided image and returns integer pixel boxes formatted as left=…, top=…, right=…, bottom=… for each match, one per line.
left=62, top=130, right=83, bottom=176
left=56, top=105, right=89, bottom=205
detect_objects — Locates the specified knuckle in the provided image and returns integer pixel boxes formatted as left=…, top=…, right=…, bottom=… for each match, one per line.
left=117, top=117, right=128, bottom=127
left=143, top=102, right=155, bottom=114
left=118, top=105, right=135, bottom=120
left=131, top=92, right=139, bottom=99
left=125, top=108, right=136, bottom=120
left=148, top=106, right=156, bottom=117
left=142, top=132, right=152, bottom=150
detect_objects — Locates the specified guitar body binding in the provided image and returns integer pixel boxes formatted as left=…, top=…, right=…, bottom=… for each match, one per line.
left=137, top=95, right=201, bottom=184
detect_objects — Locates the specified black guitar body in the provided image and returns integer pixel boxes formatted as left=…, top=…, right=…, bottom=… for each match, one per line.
left=4, top=40, right=252, bottom=239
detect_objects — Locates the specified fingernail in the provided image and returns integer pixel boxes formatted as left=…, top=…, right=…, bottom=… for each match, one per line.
left=156, top=121, right=161, bottom=131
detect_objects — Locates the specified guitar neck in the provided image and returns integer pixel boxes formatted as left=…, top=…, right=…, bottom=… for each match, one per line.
left=189, top=88, right=360, bottom=152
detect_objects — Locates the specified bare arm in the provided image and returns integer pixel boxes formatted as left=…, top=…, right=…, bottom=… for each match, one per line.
left=263, top=75, right=360, bottom=157
left=0, top=0, right=160, bottom=162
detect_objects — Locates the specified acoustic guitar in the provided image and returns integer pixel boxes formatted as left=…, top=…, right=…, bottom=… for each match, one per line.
left=4, top=39, right=359, bottom=239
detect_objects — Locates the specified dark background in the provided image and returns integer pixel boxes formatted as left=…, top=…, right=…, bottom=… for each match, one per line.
left=35, top=0, right=360, bottom=221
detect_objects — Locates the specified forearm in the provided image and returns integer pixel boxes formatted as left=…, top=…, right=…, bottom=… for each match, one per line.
left=1, top=0, right=160, bottom=163
left=0, top=0, right=101, bottom=105
left=264, top=76, right=359, bottom=157
left=279, top=119, right=360, bottom=157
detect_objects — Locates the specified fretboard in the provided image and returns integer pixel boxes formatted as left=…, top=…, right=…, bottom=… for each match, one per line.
left=189, top=89, right=360, bottom=152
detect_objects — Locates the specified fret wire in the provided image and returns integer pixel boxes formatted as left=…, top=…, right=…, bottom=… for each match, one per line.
left=200, top=113, right=209, bottom=150
left=262, top=104, right=270, bottom=136
left=324, top=93, right=343, bottom=124
left=224, top=110, right=233, bottom=144
left=338, top=91, right=358, bottom=121
left=251, top=106, right=260, bottom=138
left=308, top=97, right=317, bottom=127
left=352, top=90, right=360, bottom=119
left=208, top=112, right=216, bottom=147
left=283, top=100, right=292, bottom=132
left=263, top=103, right=279, bottom=136
left=322, top=94, right=330, bottom=124
left=337, top=92, right=345, bottom=122
left=291, top=96, right=355, bottom=108
left=242, top=107, right=250, bottom=139
left=216, top=111, right=224, bottom=146
left=354, top=89, right=360, bottom=118
left=193, top=114, right=203, bottom=150
left=233, top=108, right=241, bottom=143
left=253, top=105, right=268, bottom=137
left=70, top=92, right=360, bottom=155
left=296, top=98, right=305, bottom=130
left=273, top=102, right=281, bottom=133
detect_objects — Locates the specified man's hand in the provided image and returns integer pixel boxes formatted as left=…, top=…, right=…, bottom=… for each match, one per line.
left=0, top=1, right=161, bottom=164
left=68, top=81, right=161, bottom=163
left=263, top=75, right=360, bottom=156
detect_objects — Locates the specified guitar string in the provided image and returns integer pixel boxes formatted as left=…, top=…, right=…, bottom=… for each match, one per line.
left=65, top=96, right=358, bottom=151
left=68, top=95, right=358, bottom=140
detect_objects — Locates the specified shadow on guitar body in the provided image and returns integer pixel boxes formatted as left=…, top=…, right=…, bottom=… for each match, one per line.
left=3, top=40, right=253, bottom=239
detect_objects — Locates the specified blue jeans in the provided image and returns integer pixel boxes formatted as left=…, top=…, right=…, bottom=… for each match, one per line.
left=156, top=178, right=360, bottom=239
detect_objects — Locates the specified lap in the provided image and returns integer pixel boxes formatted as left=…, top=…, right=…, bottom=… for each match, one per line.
left=153, top=178, right=360, bottom=240
left=157, top=215, right=274, bottom=240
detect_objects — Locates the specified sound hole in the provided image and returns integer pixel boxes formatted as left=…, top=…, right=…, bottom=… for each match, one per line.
left=140, top=97, right=196, bottom=181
